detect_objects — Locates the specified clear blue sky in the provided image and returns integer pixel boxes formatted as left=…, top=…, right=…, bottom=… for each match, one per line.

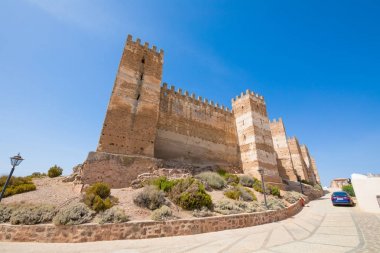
left=1, top=0, right=379, bottom=186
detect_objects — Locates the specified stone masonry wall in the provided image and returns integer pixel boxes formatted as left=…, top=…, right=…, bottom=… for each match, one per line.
left=300, top=145, right=317, bottom=184
left=269, top=118, right=297, bottom=181
left=97, top=35, right=163, bottom=157
left=311, top=157, right=321, bottom=184
left=288, top=137, right=310, bottom=181
left=0, top=200, right=303, bottom=243
left=232, top=90, right=282, bottom=184
left=155, top=83, right=240, bottom=165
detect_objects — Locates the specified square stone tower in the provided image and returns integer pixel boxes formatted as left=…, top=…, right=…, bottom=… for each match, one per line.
left=232, top=90, right=282, bottom=185
left=97, top=35, right=164, bottom=157
left=311, top=157, right=321, bottom=184
left=287, top=137, right=310, bottom=181
left=269, top=118, right=297, bottom=181
left=300, top=145, right=317, bottom=184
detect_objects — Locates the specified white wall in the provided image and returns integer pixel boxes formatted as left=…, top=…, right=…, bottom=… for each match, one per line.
left=351, top=173, right=380, bottom=213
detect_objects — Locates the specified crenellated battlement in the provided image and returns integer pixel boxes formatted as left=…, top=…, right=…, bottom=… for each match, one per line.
left=127, top=34, right=164, bottom=56
left=231, top=89, right=265, bottom=104
left=160, top=83, right=232, bottom=114
left=270, top=117, right=283, bottom=124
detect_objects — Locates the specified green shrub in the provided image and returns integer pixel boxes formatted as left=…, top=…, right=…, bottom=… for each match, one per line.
left=192, top=207, right=213, bottom=217
left=29, top=172, right=47, bottom=178
left=0, top=176, right=36, bottom=198
left=151, top=205, right=173, bottom=221
left=239, top=175, right=255, bottom=187
left=239, top=187, right=257, bottom=201
left=47, top=165, right=63, bottom=178
left=133, top=185, right=166, bottom=210
left=10, top=204, right=56, bottom=225
left=224, top=173, right=239, bottom=184
left=224, top=188, right=241, bottom=200
left=342, top=184, right=355, bottom=197
left=253, top=179, right=263, bottom=193
left=300, top=179, right=313, bottom=186
left=86, top=182, right=111, bottom=199
left=150, top=176, right=175, bottom=192
left=170, top=178, right=212, bottom=210
left=224, top=186, right=257, bottom=201
left=267, top=185, right=281, bottom=197
left=283, top=191, right=306, bottom=204
left=0, top=205, right=14, bottom=223
left=53, top=202, right=94, bottom=225
left=99, top=207, right=129, bottom=224
left=216, top=168, right=227, bottom=177
left=83, top=182, right=115, bottom=212
left=313, top=184, right=322, bottom=191
left=195, top=172, right=226, bottom=189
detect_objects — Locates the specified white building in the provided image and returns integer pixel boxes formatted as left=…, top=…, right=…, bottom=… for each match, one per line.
left=351, top=173, right=380, bottom=213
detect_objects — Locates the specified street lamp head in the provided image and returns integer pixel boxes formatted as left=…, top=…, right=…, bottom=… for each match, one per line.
left=10, top=153, right=24, bottom=167
left=258, top=167, right=264, bottom=175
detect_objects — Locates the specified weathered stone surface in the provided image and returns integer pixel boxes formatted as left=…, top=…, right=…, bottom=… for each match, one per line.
left=0, top=199, right=304, bottom=243
left=81, top=151, right=163, bottom=188
left=270, top=118, right=297, bottom=181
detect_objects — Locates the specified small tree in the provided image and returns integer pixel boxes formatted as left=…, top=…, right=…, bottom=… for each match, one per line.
left=342, top=184, right=355, bottom=197
left=48, top=165, right=63, bottom=178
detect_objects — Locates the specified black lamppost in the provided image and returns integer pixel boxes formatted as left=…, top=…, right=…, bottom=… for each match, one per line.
left=297, top=175, right=304, bottom=194
left=0, top=153, right=24, bottom=202
left=258, top=167, right=268, bottom=209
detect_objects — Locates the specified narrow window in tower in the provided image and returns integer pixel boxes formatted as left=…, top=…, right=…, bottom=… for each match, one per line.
left=141, top=57, right=145, bottom=64
left=136, top=94, right=140, bottom=101
left=140, top=73, right=144, bottom=80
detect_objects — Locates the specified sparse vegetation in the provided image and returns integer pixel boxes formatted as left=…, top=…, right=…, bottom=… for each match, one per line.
left=0, top=176, right=36, bottom=198
left=267, top=185, right=281, bottom=197
left=214, top=200, right=265, bottom=215
left=239, top=175, right=255, bottom=187
left=192, top=206, right=213, bottom=217
left=151, top=205, right=173, bottom=221
left=283, top=191, right=306, bottom=204
left=224, top=173, right=239, bottom=185
left=10, top=204, right=56, bottom=225
left=195, top=172, right=226, bottom=189
left=53, top=202, right=95, bottom=225
left=133, top=185, right=166, bottom=210
left=169, top=178, right=212, bottom=210
left=224, top=186, right=257, bottom=201
left=252, top=179, right=263, bottom=193
left=342, top=184, right=355, bottom=197
left=48, top=165, right=63, bottom=178
left=83, top=182, right=116, bottom=212
left=150, top=176, right=175, bottom=192
left=99, top=207, right=129, bottom=224
left=0, top=205, right=14, bottom=223
left=264, top=196, right=286, bottom=210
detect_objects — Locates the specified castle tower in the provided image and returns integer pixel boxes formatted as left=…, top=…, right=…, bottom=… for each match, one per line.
left=269, top=118, right=297, bottom=181
left=311, top=157, right=321, bottom=184
left=287, top=137, right=310, bottom=181
left=300, top=145, right=317, bottom=184
left=97, top=35, right=164, bottom=156
left=232, top=90, right=282, bottom=185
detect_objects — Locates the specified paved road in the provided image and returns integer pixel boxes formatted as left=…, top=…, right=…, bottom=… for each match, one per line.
left=1, top=194, right=379, bottom=253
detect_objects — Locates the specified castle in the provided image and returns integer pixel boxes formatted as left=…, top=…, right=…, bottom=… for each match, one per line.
left=80, top=35, right=320, bottom=188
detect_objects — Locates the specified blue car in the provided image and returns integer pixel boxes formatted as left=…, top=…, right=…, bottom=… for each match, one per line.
left=331, top=191, right=354, bottom=206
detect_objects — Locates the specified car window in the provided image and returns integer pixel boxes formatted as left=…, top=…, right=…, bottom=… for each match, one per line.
left=333, top=192, right=348, bottom=197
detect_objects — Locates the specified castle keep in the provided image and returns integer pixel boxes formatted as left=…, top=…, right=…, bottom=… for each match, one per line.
left=82, top=35, right=320, bottom=188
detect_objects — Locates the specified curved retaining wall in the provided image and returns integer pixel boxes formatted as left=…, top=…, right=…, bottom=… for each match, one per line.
left=0, top=200, right=303, bottom=243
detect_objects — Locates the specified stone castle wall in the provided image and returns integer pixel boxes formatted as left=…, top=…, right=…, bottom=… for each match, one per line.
left=270, top=118, right=297, bottom=181
left=81, top=35, right=321, bottom=188
left=155, top=83, right=240, bottom=165
left=288, top=137, right=310, bottom=181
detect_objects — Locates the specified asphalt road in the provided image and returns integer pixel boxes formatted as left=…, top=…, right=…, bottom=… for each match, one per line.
left=1, top=193, right=379, bottom=253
